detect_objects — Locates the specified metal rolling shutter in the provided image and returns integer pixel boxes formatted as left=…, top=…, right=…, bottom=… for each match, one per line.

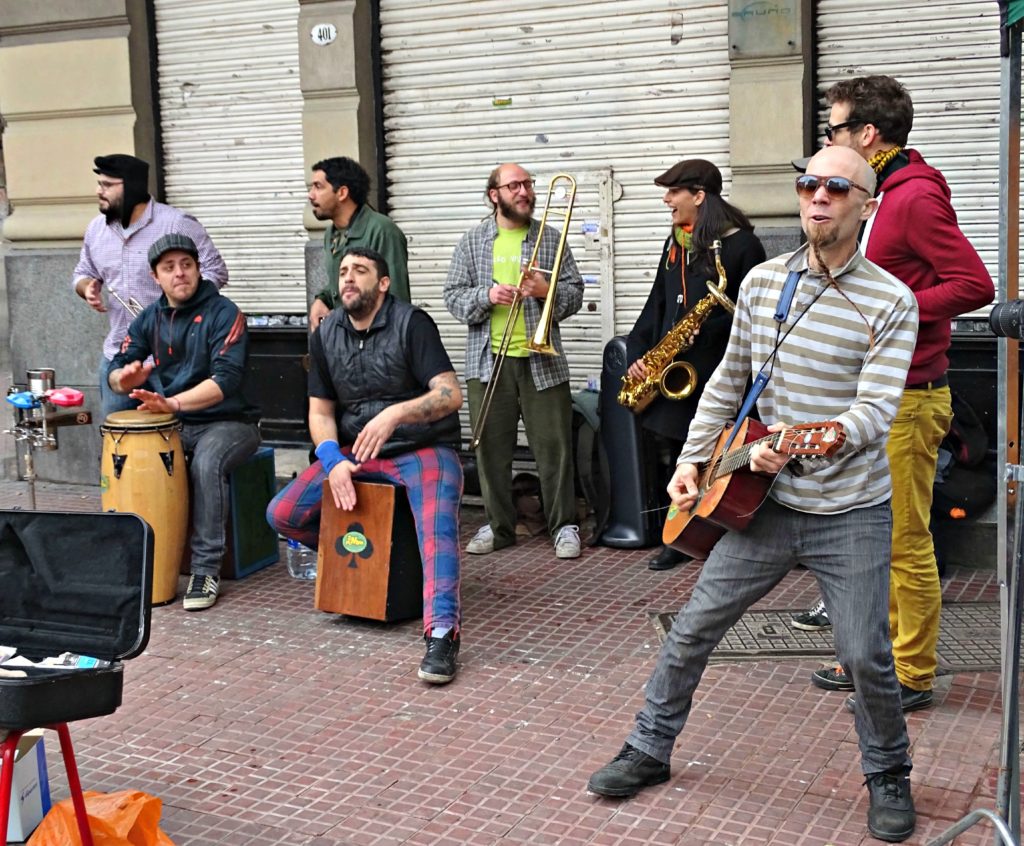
left=153, top=0, right=307, bottom=313
left=379, top=0, right=733, bottom=397
left=817, top=1, right=1003, bottom=310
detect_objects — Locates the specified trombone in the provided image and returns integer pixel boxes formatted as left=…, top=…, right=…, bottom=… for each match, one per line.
left=468, top=173, right=577, bottom=451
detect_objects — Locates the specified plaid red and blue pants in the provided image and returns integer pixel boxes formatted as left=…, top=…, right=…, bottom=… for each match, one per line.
left=266, top=445, right=463, bottom=633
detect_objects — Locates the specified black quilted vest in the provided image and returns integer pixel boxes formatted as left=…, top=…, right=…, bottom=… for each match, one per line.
left=318, top=296, right=460, bottom=457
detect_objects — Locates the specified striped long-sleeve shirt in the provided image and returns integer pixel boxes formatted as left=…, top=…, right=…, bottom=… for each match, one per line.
left=678, top=245, right=919, bottom=514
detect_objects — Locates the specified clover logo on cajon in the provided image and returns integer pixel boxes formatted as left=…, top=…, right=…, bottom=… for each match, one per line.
left=336, top=524, right=373, bottom=569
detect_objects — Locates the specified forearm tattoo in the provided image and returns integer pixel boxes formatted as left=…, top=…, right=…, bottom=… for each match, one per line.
left=412, top=372, right=459, bottom=421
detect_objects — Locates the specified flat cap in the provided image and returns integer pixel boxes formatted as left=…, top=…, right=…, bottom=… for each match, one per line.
left=653, top=159, right=723, bottom=194
left=93, top=154, right=149, bottom=183
left=148, top=233, right=199, bottom=268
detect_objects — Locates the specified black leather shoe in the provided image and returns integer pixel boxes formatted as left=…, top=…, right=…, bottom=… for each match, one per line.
left=647, top=546, right=689, bottom=571
left=587, top=743, right=670, bottom=797
left=418, top=630, right=459, bottom=684
left=845, top=684, right=933, bottom=714
left=865, top=770, right=916, bottom=842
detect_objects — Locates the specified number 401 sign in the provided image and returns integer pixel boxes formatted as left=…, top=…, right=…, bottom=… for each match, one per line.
left=311, top=23, right=337, bottom=46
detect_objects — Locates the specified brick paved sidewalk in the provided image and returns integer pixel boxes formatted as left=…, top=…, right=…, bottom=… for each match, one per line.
left=2, top=480, right=1017, bottom=845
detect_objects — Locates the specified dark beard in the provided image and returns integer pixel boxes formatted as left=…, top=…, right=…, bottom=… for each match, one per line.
left=497, top=193, right=534, bottom=227
left=102, top=196, right=123, bottom=225
left=341, top=287, right=379, bottom=320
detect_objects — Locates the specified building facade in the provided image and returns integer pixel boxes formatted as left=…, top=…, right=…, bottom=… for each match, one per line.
left=0, top=0, right=1002, bottom=482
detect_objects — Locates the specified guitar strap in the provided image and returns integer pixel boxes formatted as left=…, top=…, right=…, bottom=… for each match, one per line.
left=723, top=269, right=803, bottom=452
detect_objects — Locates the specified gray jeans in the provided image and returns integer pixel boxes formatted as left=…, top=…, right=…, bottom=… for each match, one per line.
left=627, top=497, right=911, bottom=776
left=180, top=420, right=261, bottom=576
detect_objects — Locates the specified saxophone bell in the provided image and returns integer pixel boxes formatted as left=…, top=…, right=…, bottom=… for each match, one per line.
left=658, top=360, right=698, bottom=400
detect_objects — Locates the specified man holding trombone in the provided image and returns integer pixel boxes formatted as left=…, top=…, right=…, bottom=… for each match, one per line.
left=444, top=163, right=585, bottom=559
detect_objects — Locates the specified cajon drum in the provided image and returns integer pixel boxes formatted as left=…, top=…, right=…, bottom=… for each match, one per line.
left=315, top=480, right=423, bottom=622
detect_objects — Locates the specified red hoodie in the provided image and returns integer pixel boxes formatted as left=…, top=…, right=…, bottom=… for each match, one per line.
left=863, top=149, right=993, bottom=384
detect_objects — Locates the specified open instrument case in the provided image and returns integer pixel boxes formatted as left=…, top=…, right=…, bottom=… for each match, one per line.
left=0, top=510, right=153, bottom=845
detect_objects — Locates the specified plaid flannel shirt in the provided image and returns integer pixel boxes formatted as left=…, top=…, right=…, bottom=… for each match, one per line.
left=443, top=217, right=583, bottom=390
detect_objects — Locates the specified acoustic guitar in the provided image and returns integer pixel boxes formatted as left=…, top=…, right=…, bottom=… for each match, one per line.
left=662, top=417, right=846, bottom=558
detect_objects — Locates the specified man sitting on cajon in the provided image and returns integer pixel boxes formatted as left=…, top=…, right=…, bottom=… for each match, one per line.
left=266, top=247, right=465, bottom=684
left=108, top=233, right=261, bottom=612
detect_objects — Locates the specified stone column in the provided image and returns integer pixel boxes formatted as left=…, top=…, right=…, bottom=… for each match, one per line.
left=726, top=0, right=813, bottom=252
left=0, top=0, right=158, bottom=482
left=297, top=0, right=379, bottom=300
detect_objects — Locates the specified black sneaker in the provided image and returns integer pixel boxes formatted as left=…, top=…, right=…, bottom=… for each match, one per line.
left=811, top=663, right=854, bottom=691
left=418, top=630, right=459, bottom=684
left=865, top=770, right=916, bottom=842
left=586, top=743, right=670, bottom=797
left=791, top=598, right=830, bottom=631
left=183, top=574, right=220, bottom=612
left=845, top=684, right=933, bottom=714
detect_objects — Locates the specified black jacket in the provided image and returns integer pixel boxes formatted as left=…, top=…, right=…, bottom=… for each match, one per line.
left=626, top=228, right=765, bottom=441
left=113, top=278, right=258, bottom=423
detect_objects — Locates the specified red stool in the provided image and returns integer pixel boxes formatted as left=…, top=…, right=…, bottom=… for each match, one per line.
left=1, top=724, right=93, bottom=846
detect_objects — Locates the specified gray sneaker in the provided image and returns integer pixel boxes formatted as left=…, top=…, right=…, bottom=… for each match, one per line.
left=466, top=524, right=495, bottom=555
left=554, top=524, right=581, bottom=559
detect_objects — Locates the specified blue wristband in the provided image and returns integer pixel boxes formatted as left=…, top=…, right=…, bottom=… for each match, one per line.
left=314, top=440, right=348, bottom=474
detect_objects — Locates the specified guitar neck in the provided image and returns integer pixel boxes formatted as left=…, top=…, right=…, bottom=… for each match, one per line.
left=707, top=432, right=778, bottom=482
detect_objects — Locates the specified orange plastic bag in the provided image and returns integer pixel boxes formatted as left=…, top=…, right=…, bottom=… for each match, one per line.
left=27, top=790, right=176, bottom=846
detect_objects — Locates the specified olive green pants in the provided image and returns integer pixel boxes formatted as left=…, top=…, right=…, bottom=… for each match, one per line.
left=468, top=358, right=576, bottom=549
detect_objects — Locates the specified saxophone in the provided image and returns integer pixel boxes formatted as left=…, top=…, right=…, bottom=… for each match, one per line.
left=617, top=239, right=735, bottom=414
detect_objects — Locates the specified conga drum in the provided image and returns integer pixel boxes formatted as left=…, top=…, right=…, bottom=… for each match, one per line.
left=100, top=410, right=188, bottom=605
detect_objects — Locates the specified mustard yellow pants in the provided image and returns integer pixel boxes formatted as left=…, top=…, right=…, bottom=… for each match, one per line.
left=887, top=384, right=953, bottom=691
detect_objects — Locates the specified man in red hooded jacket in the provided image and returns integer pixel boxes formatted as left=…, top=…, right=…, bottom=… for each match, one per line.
left=805, top=75, right=994, bottom=711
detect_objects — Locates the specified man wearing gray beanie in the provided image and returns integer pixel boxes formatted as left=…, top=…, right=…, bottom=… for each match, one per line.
left=72, top=153, right=228, bottom=419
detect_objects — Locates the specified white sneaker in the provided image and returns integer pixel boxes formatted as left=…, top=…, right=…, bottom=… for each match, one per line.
left=466, top=524, right=495, bottom=555
left=554, top=524, right=581, bottom=559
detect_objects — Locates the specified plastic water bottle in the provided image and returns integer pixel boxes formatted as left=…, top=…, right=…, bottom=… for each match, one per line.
left=285, top=539, right=317, bottom=581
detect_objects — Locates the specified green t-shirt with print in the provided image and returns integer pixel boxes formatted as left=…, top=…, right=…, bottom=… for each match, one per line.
left=490, top=226, right=530, bottom=357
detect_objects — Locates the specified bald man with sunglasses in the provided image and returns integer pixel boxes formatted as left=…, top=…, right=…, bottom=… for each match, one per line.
left=588, top=146, right=922, bottom=842
left=800, top=76, right=994, bottom=716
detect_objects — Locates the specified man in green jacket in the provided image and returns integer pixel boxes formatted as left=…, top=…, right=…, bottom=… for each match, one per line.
left=307, top=156, right=410, bottom=329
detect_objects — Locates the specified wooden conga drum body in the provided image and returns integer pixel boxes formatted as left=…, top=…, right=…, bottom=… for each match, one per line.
left=315, top=480, right=423, bottom=622
left=100, top=410, right=188, bottom=605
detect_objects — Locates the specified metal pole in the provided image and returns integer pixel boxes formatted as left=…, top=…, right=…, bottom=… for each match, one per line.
left=996, top=16, right=1022, bottom=843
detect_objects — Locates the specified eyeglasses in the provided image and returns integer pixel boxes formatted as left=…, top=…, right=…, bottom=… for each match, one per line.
left=824, top=120, right=865, bottom=141
left=795, top=175, right=871, bottom=198
left=496, top=179, right=534, bottom=193
left=96, top=179, right=124, bottom=191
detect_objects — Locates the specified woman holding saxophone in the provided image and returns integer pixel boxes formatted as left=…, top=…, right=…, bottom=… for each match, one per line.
left=625, top=159, right=765, bottom=571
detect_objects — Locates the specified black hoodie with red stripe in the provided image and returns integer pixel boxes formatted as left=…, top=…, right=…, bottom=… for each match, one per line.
left=113, top=277, right=259, bottom=423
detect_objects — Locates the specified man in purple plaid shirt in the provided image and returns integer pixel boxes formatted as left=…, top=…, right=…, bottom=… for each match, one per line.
left=72, top=154, right=228, bottom=419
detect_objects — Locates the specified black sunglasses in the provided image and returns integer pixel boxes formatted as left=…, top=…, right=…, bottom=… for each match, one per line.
left=795, top=175, right=872, bottom=198
left=824, top=120, right=865, bottom=141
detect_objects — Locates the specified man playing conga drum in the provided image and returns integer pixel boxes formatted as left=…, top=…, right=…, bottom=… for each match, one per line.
left=266, top=247, right=465, bottom=684
left=108, top=233, right=261, bottom=612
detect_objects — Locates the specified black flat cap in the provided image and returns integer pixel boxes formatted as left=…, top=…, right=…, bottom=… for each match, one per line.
left=148, top=233, right=199, bottom=268
left=93, top=154, right=149, bottom=184
left=654, top=159, right=723, bottom=194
